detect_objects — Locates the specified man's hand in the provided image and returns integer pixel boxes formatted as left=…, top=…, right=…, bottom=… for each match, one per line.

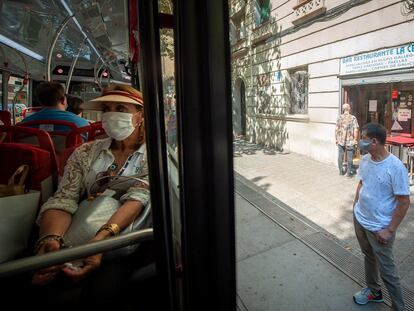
left=376, top=228, right=394, bottom=245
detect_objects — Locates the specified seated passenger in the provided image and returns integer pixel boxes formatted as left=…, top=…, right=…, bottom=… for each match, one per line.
left=30, top=84, right=151, bottom=307
left=66, top=94, right=83, bottom=117
left=20, top=82, right=89, bottom=131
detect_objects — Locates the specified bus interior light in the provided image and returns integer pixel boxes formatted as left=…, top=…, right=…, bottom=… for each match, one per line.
left=0, top=34, right=44, bottom=61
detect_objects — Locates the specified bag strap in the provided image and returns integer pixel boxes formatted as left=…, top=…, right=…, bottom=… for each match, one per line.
left=8, top=165, right=29, bottom=187
left=92, top=173, right=149, bottom=190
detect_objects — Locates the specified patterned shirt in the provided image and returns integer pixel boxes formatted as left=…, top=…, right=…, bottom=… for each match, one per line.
left=335, top=113, right=359, bottom=147
left=39, top=138, right=150, bottom=216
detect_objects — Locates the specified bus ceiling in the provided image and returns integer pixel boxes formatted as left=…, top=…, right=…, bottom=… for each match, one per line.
left=0, top=0, right=133, bottom=83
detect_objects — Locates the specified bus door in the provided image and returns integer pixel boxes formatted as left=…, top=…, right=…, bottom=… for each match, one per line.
left=137, top=0, right=236, bottom=310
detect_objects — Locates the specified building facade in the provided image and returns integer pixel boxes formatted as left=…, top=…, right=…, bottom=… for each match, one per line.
left=230, top=0, right=414, bottom=165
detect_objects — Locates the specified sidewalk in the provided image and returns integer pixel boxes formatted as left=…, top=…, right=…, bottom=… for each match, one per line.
left=233, top=138, right=414, bottom=294
left=235, top=191, right=391, bottom=311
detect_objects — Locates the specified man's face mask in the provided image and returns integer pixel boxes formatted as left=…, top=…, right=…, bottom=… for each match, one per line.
left=358, top=138, right=373, bottom=154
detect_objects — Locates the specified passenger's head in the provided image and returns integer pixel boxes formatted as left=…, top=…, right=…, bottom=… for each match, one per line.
left=342, top=103, right=351, bottom=113
left=83, top=84, right=144, bottom=142
left=359, top=123, right=386, bottom=155
left=36, top=82, right=66, bottom=110
left=66, top=95, right=84, bottom=116
left=361, top=123, right=386, bottom=145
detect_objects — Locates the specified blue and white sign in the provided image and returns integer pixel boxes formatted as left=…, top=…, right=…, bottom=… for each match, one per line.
left=340, top=43, right=414, bottom=75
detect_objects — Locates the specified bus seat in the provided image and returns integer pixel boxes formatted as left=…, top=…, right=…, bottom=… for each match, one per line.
left=0, top=143, right=53, bottom=203
left=88, top=121, right=107, bottom=141
left=21, top=107, right=42, bottom=119
left=0, top=125, right=59, bottom=189
left=0, top=111, right=12, bottom=126
left=17, top=120, right=90, bottom=171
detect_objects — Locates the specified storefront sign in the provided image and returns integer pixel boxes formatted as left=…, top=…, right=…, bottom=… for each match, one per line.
left=340, top=43, right=414, bottom=75
left=398, top=108, right=411, bottom=121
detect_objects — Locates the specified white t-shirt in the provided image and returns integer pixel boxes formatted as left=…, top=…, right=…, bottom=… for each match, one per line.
left=354, top=153, right=410, bottom=232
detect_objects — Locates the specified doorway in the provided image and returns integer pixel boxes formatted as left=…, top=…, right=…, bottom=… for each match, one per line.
left=343, top=82, right=414, bottom=136
left=233, top=78, right=246, bottom=137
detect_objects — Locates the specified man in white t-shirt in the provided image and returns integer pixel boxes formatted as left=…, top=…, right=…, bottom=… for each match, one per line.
left=352, top=123, right=410, bottom=311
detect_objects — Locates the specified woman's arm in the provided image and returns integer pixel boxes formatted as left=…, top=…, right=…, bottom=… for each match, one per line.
left=38, top=209, right=72, bottom=237
left=37, top=144, right=90, bottom=217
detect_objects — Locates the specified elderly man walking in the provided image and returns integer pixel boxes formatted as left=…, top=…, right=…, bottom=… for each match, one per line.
left=335, top=103, right=359, bottom=177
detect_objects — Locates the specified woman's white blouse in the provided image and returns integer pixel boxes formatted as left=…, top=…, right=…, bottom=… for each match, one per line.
left=39, top=138, right=149, bottom=215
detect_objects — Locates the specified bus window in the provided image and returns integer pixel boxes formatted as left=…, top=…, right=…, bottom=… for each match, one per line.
left=158, top=0, right=184, bottom=304
left=8, top=76, right=29, bottom=123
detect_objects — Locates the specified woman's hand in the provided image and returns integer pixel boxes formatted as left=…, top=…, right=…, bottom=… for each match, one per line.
left=32, top=240, right=64, bottom=286
left=62, top=253, right=103, bottom=282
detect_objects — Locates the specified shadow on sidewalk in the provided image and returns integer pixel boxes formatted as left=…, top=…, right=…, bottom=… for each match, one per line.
left=233, top=137, right=282, bottom=157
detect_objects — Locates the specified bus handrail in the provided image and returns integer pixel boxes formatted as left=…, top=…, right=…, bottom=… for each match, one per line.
left=0, top=228, right=153, bottom=278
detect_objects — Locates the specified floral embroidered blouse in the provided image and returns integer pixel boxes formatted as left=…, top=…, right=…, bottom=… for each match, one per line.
left=39, top=138, right=150, bottom=216
left=335, top=113, right=359, bottom=147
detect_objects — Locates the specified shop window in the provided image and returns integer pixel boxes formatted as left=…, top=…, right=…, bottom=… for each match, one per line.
left=286, top=68, right=309, bottom=114
left=254, top=0, right=271, bottom=26
left=6, top=76, right=29, bottom=123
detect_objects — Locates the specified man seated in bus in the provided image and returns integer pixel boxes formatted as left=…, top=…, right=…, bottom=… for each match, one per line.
left=66, top=94, right=83, bottom=117
left=20, top=82, right=89, bottom=131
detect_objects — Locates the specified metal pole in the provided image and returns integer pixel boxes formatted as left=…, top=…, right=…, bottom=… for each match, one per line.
left=93, top=57, right=104, bottom=85
left=65, top=39, right=86, bottom=94
left=95, top=62, right=106, bottom=89
left=0, top=228, right=153, bottom=278
left=46, top=15, right=73, bottom=82
left=98, top=66, right=110, bottom=87
left=1, top=71, right=9, bottom=111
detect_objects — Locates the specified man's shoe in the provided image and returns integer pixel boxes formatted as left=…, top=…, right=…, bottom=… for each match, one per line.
left=339, top=169, right=345, bottom=175
left=353, top=287, right=383, bottom=305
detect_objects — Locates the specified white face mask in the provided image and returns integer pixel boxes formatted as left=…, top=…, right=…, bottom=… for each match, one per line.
left=102, top=112, right=136, bottom=141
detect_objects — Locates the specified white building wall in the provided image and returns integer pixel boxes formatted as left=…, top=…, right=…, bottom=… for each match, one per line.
left=230, top=0, right=414, bottom=165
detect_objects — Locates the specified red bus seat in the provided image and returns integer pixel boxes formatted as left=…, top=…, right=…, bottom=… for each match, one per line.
left=0, top=111, right=12, bottom=126
left=0, top=125, right=59, bottom=188
left=18, top=120, right=89, bottom=152
left=0, top=143, right=53, bottom=203
left=88, top=121, right=107, bottom=141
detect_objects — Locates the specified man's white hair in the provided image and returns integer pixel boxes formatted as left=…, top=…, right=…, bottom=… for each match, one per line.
left=342, top=103, right=351, bottom=112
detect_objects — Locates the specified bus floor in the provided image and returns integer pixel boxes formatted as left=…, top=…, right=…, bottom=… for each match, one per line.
left=235, top=179, right=399, bottom=311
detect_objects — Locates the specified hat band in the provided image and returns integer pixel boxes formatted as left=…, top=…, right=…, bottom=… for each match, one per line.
left=102, top=91, right=144, bottom=106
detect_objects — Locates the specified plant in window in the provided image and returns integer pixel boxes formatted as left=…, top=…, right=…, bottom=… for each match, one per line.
left=254, top=0, right=270, bottom=24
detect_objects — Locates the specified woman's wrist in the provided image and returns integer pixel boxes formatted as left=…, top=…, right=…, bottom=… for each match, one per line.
left=34, top=234, right=65, bottom=254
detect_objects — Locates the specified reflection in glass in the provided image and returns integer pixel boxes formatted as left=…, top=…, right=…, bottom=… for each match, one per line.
left=158, top=0, right=183, bottom=296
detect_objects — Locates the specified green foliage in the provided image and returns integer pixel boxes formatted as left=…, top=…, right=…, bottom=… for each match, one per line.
left=159, top=0, right=174, bottom=59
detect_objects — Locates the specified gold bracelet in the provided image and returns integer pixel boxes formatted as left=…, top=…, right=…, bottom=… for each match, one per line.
left=34, top=234, right=65, bottom=253
left=96, top=223, right=120, bottom=236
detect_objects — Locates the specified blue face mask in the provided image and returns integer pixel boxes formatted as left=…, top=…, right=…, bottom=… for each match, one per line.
left=359, top=139, right=373, bottom=153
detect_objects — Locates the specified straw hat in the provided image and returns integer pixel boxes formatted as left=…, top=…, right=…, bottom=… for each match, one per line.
left=82, top=90, right=144, bottom=111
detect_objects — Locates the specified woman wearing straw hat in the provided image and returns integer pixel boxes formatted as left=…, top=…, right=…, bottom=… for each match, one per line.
left=30, top=84, right=151, bottom=306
